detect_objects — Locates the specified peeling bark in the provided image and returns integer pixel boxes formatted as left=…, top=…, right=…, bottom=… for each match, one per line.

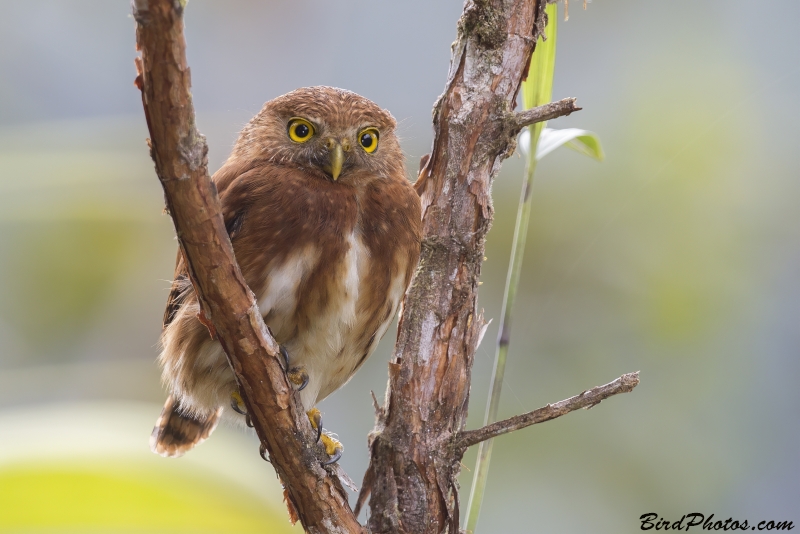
left=359, top=2, right=565, bottom=533
left=132, top=1, right=362, bottom=532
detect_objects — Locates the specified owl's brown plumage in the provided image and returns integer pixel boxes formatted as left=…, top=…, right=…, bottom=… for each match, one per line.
left=151, top=86, right=421, bottom=457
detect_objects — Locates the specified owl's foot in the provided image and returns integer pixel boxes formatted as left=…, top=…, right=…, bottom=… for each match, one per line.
left=287, top=366, right=309, bottom=391
left=306, top=408, right=344, bottom=465
left=320, top=433, right=343, bottom=465
left=230, top=391, right=247, bottom=415
left=307, top=407, right=323, bottom=442
left=259, top=442, right=271, bottom=463
left=281, top=346, right=309, bottom=391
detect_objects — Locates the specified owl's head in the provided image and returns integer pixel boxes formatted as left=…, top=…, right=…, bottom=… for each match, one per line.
left=233, top=86, right=404, bottom=185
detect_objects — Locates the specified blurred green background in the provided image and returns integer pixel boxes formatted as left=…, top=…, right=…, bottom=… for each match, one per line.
left=0, top=1, right=797, bottom=532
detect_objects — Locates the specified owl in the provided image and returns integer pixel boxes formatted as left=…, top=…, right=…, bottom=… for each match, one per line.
left=150, top=86, right=421, bottom=462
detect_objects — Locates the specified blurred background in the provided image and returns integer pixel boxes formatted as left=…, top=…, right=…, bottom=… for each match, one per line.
left=0, top=1, right=797, bottom=532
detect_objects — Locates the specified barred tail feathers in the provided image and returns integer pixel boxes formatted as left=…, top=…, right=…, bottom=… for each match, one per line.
left=150, top=395, right=222, bottom=458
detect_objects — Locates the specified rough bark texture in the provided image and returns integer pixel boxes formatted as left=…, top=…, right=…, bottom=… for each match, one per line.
left=359, top=1, right=564, bottom=533
left=132, top=1, right=362, bottom=532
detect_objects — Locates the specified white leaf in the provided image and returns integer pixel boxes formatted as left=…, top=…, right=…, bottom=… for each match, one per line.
left=518, top=128, right=605, bottom=162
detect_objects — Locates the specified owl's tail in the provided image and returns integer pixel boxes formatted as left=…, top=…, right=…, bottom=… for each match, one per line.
left=150, top=395, right=222, bottom=458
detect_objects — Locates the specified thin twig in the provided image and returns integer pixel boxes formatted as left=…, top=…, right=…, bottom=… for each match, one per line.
left=511, top=97, right=581, bottom=132
left=456, top=372, right=640, bottom=450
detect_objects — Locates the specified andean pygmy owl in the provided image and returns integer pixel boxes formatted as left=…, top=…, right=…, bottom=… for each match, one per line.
left=150, top=86, right=421, bottom=461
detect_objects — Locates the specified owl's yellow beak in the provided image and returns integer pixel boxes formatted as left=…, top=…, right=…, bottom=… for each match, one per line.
left=325, top=141, right=344, bottom=181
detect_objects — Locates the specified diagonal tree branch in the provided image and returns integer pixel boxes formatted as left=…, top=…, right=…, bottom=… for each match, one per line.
left=131, top=1, right=361, bottom=532
left=456, top=372, right=640, bottom=450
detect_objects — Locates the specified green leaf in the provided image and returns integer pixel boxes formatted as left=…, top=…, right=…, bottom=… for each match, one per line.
left=521, top=2, right=558, bottom=159
left=519, top=127, right=605, bottom=162
left=522, top=8, right=557, bottom=112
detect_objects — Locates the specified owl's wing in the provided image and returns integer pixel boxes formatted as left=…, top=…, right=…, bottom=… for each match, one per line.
left=161, top=159, right=257, bottom=329
left=162, top=251, right=189, bottom=329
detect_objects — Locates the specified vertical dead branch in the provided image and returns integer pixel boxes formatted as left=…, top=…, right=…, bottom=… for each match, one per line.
left=358, top=1, right=578, bottom=533
left=131, top=1, right=362, bottom=532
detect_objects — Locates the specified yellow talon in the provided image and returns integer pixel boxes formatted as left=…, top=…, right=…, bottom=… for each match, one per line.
left=287, top=366, right=309, bottom=390
left=230, top=391, right=246, bottom=415
left=307, top=408, right=322, bottom=431
left=305, top=408, right=343, bottom=464
left=320, top=433, right=343, bottom=457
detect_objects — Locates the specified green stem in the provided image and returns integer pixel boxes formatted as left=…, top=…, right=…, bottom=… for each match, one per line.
left=464, top=4, right=557, bottom=529
left=465, top=134, right=539, bottom=533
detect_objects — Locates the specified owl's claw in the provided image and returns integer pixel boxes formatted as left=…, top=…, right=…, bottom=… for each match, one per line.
left=280, top=346, right=309, bottom=391
left=307, top=408, right=323, bottom=442
left=287, top=366, right=309, bottom=391
left=259, top=442, right=271, bottom=463
left=230, top=391, right=247, bottom=415
left=320, top=433, right=343, bottom=466
left=307, top=408, right=343, bottom=465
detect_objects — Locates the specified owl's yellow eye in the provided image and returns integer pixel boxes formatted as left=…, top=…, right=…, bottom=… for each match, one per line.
left=288, top=118, right=315, bottom=143
left=358, top=128, right=379, bottom=153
